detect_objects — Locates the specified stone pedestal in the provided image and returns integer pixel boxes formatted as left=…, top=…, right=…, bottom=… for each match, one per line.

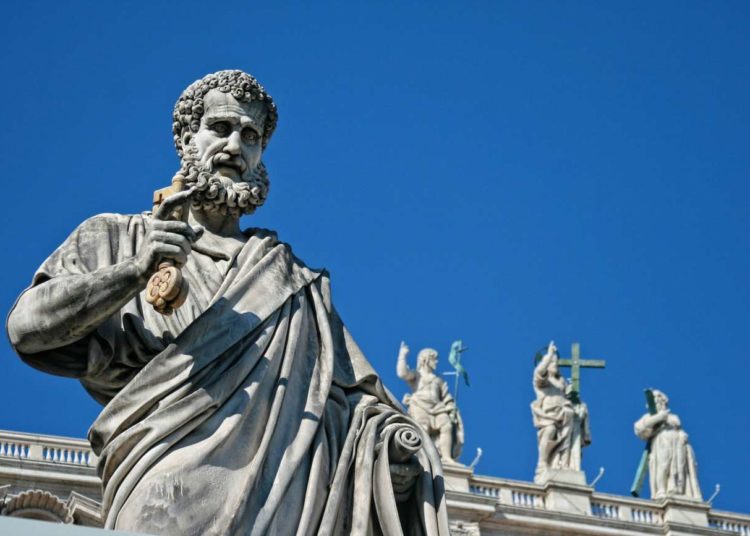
left=442, top=461, right=473, bottom=493
left=538, top=469, right=593, bottom=516
left=662, top=496, right=710, bottom=527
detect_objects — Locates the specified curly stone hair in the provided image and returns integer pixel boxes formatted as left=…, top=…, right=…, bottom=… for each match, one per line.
left=417, top=348, right=439, bottom=369
left=172, top=70, right=278, bottom=157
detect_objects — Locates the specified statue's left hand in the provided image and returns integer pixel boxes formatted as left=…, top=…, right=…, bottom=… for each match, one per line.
left=390, top=460, right=421, bottom=501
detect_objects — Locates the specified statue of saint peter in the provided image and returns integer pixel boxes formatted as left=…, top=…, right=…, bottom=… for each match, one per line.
left=8, top=70, right=449, bottom=536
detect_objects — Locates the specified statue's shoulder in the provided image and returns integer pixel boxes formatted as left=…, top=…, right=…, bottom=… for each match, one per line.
left=78, top=212, right=145, bottom=229
left=74, top=212, right=147, bottom=235
left=243, top=226, right=326, bottom=275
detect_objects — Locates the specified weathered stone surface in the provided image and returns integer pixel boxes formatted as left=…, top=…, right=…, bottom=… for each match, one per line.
left=6, top=70, right=449, bottom=535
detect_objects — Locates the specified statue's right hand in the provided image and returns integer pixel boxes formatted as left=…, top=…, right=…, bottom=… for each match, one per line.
left=399, top=341, right=409, bottom=358
left=135, top=190, right=203, bottom=280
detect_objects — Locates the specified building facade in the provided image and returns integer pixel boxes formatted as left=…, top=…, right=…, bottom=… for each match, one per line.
left=1, top=429, right=748, bottom=535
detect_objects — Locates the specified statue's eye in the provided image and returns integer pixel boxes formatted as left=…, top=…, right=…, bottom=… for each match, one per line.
left=211, top=122, right=230, bottom=136
left=241, top=128, right=259, bottom=144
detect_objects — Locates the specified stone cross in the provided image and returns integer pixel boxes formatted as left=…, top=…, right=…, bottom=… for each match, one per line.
left=558, top=342, right=605, bottom=404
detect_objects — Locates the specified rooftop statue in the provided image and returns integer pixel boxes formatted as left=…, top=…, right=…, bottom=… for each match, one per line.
left=6, top=70, right=449, bottom=535
left=396, top=342, right=464, bottom=464
left=634, top=389, right=702, bottom=500
left=531, top=341, right=591, bottom=482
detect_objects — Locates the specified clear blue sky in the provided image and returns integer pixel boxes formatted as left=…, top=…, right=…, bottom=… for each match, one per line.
left=1, top=1, right=748, bottom=512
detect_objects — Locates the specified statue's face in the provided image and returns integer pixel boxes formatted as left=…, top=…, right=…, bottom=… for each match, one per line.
left=419, top=353, right=437, bottom=371
left=549, top=358, right=559, bottom=375
left=184, top=89, right=267, bottom=181
left=654, top=392, right=668, bottom=410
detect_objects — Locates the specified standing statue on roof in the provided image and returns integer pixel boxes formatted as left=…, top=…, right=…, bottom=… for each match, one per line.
left=634, top=389, right=702, bottom=500
left=397, top=341, right=465, bottom=464
left=531, top=341, right=591, bottom=482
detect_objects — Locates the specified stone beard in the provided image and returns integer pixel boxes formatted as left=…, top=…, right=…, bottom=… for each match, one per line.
left=180, top=149, right=270, bottom=218
left=6, top=69, right=450, bottom=535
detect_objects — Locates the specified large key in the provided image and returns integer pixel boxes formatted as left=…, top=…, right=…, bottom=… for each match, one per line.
left=145, top=172, right=191, bottom=315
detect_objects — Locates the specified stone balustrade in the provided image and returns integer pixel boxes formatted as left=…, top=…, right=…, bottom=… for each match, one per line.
left=456, top=468, right=750, bottom=534
left=709, top=511, right=750, bottom=535
left=2, top=429, right=750, bottom=535
left=0, top=430, right=97, bottom=467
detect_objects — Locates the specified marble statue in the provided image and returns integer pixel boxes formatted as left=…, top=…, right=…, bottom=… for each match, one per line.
left=634, top=390, right=702, bottom=500
left=7, top=70, right=450, bottom=535
left=531, top=341, right=591, bottom=482
left=397, top=342, right=464, bottom=464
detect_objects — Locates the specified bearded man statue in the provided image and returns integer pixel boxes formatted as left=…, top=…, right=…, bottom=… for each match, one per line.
left=7, top=70, right=449, bottom=536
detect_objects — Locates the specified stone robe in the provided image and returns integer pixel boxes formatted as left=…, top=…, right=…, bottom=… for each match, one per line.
left=635, top=412, right=701, bottom=500
left=530, top=365, right=590, bottom=479
left=9, top=213, right=449, bottom=536
left=402, top=373, right=464, bottom=461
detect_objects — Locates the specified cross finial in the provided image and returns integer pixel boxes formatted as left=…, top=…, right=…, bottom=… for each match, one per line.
left=558, top=342, right=606, bottom=404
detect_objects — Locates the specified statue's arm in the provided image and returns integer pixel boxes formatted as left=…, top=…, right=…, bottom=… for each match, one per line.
left=533, top=340, right=556, bottom=386
left=8, top=194, right=201, bottom=357
left=634, top=411, right=667, bottom=441
left=395, top=341, right=416, bottom=383
left=533, top=356, right=551, bottom=386
left=8, top=260, right=147, bottom=355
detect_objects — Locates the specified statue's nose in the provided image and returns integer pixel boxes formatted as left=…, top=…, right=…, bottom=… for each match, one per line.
left=225, top=131, right=241, bottom=154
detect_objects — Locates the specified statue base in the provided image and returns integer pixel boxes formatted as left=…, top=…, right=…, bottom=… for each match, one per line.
left=535, top=468, right=587, bottom=486
left=661, top=496, right=710, bottom=527
left=536, top=469, right=593, bottom=515
left=442, top=460, right=473, bottom=492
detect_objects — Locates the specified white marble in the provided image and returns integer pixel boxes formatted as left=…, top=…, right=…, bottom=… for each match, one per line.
left=397, top=341, right=465, bottom=464
left=530, top=342, right=590, bottom=483
left=634, top=390, right=702, bottom=501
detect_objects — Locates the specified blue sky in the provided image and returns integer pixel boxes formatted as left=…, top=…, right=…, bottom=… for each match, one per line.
left=1, top=1, right=748, bottom=512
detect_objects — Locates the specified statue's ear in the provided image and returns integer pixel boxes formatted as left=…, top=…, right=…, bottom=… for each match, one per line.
left=181, top=132, right=192, bottom=154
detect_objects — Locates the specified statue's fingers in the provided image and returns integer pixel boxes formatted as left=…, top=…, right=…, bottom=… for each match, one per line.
left=155, top=187, right=197, bottom=220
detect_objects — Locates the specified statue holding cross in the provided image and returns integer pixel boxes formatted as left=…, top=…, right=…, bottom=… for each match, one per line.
left=530, top=341, right=605, bottom=482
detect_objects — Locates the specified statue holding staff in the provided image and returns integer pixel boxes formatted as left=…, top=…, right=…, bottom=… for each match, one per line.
left=634, top=389, right=702, bottom=500
left=531, top=341, right=591, bottom=481
left=397, top=341, right=464, bottom=464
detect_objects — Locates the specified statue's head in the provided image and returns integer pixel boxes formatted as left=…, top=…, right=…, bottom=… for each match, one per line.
left=652, top=389, right=669, bottom=410
left=172, top=70, right=279, bottom=218
left=417, top=348, right=438, bottom=371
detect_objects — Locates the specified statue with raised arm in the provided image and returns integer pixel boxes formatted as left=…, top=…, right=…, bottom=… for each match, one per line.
left=531, top=341, right=591, bottom=482
left=397, top=341, right=464, bottom=464
left=6, top=70, right=449, bottom=535
left=634, top=390, right=702, bottom=500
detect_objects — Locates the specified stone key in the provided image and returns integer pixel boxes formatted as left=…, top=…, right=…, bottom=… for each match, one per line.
left=145, top=172, right=191, bottom=315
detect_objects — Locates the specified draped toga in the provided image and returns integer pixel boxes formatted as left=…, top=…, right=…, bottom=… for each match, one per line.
left=9, top=213, right=449, bottom=535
